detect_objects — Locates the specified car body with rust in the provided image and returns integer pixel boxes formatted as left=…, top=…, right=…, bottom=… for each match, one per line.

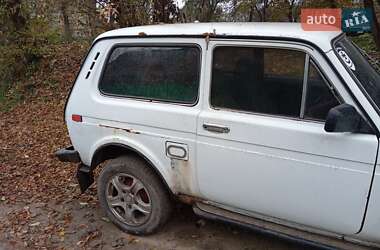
left=56, top=23, right=380, bottom=249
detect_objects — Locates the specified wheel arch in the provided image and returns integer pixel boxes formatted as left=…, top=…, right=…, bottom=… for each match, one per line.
left=90, top=142, right=174, bottom=196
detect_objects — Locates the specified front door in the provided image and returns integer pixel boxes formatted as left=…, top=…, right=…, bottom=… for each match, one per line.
left=196, top=42, right=378, bottom=235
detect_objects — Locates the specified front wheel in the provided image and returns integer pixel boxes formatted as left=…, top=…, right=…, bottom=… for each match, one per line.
left=97, top=155, right=172, bottom=235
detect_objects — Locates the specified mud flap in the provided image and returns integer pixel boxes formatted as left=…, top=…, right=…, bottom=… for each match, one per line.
left=76, top=164, right=94, bottom=193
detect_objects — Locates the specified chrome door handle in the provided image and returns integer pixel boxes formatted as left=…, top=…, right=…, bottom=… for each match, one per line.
left=203, top=123, right=230, bottom=134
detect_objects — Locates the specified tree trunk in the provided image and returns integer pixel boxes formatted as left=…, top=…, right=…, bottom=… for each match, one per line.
left=288, top=1, right=294, bottom=22
left=254, top=5, right=263, bottom=22
left=231, top=0, right=238, bottom=21
left=199, top=0, right=206, bottom=21
left=248, top=5, right=254, bottom=22
left=87, top=0, right=97, bottom=38
left=364, top=0, right=380, bottom=50
left=153, top=0, right=172, bottom=23
left=60, top=1, right=72, bottom=41
left=288, top=0, right=299, bottom=22
left=262, top=1, right=266, bottom=22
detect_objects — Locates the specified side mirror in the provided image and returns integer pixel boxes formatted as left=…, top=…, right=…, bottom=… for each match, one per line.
left=324, top=104, right=365, bottom=133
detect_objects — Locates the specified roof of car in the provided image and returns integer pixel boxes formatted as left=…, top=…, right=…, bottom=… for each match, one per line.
left=96, top=22, right=342, bottom=52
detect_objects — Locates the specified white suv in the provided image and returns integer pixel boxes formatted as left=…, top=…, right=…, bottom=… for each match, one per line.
left=56, top=23, right=380, bottom=248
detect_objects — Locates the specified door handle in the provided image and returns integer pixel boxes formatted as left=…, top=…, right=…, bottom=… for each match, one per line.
left=203, top=123, right=230, bottom=134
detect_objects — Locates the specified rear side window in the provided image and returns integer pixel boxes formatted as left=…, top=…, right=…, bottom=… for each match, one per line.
left=211, top=47, right=305, bottom=117
left=99, top=46, right=200, bottom=104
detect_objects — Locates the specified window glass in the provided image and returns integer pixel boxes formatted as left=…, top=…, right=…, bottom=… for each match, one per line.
left=99, top=46, right=200, bottom=104
left=304, top=62, right=340, bottom=120
left=334, top=37, right=380, bottom=111
left=211, top=47, right=305, bottom=117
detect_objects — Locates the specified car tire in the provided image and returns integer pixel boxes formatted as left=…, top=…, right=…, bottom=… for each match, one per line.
left=98, top=155, right=172, bottom=235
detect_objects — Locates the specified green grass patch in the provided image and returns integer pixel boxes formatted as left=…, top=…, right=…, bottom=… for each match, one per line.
left=0, top=84, right=23, bottom=112
left=0, top=84, right=7, bottom=104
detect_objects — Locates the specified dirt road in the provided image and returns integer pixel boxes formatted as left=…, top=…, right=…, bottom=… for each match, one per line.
left=0, top=193, right=304, bottom=250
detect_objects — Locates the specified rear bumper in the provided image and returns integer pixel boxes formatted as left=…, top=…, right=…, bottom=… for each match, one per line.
left=55, top=146, right=93, bottom=192
left=55, top=146, right=81, bottom=163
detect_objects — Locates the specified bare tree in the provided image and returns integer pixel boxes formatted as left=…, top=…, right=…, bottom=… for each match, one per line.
left=203, top=0, right=225, bottom=21
left=254, top=0, right=269, bottom=22
left=59, top=0, right=72, bottom=41
left=182, top=0, right=225, bottom=22
left=85, top=0, right=98, bottom=37
left=287, top=0, right=303, bottom=22
left=2, top=0, right=26, bottom=33
left=152, top=0, right=179, bottom=23
left=111, top=0, right=150, bottom=27
left=248, top=3, right=254, bottom=21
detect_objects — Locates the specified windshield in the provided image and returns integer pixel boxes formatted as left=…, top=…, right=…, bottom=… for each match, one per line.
left=334, top=36, right=380, bottom=111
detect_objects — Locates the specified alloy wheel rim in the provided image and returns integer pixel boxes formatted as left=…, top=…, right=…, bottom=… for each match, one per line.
left=106, top=173, right=151, bottom=226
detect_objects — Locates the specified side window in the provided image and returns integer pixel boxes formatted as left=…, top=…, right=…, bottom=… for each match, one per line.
left=211, top=47, right=305, bottom=117
left=304, top=62, right=340, bottom=120
left=99, top=46, right=200, bottom=104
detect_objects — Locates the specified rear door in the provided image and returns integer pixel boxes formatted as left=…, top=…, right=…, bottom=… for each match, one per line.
left=196, top=40, right=378, bottom=234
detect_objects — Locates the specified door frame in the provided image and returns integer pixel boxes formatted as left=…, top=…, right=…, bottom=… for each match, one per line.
left=202, top=39, right=359, bottom=119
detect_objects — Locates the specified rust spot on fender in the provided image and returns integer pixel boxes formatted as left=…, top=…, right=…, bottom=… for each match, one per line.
left=177, top=194, right=203, bottom=205
left=138, top=32, right=147, bottom=37
left=99, top=124, right=141, bottom=134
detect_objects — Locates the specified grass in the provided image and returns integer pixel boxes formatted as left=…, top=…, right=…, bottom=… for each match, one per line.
left=0, top=84, right=7, bottom=104
left=0, top=84, right=23, bottom=112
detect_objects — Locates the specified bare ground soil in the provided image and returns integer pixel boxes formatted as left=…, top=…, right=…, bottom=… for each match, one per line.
left=0, top=197, right=302, bottom=249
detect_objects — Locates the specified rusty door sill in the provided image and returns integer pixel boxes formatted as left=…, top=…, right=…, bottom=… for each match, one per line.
left=193, top=202, right=376, bottom=250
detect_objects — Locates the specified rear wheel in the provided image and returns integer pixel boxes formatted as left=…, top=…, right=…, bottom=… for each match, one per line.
left=98, top=155, right=172, bottom=235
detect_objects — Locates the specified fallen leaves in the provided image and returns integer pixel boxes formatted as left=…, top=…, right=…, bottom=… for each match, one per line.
left=29, top=222, right=41, bottom=227
left=111, top=237, right=125, bottom=248
left=0, top=42, right=88, bottom=248
left=77, top=229, right=101, bottom=248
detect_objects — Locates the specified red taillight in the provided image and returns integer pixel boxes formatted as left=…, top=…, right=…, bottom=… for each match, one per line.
left=72, top=114, right=82, bottom=122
